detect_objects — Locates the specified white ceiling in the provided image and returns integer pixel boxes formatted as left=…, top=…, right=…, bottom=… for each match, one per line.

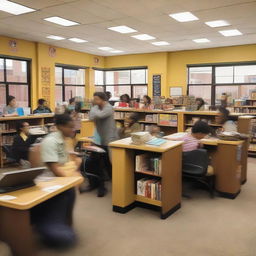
left=0, top=0, right=256, bottom=56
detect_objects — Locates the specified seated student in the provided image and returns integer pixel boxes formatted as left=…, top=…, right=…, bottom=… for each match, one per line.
left=119, top=113, right=141, bottom=138
left=31, top=114, right=82, bottom=248
left=33, top=98, right=52, bottom=114
left=12, top=121, right=34, bottom=165
left=195, top=98, right=205, bottom=111
left=118, top=94, right=130, bottom=107
left=167, top=121, right=211, bottom=152
left=215, top=106, right=237, bottom=132
left=3, top=95, right=18, bottom=116
left=142, top=95, right=154, bottom=110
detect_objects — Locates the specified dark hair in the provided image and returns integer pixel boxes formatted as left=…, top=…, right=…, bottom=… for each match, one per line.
left=94, top=92, right=107, bottom=101
left=38, top=98, right=46, bottom=105
left=7, top=95, right=15, bottom=105
left=218, top=106, right=230, bottom=121
left=195, top=98, right=205, bottom=110
left=105, top=91, right=112, bottom=100
left=143, top=95, right=151, bottom=104
left=16, top=121, right=27, bottom=133
left=192, top=121, right=211, bottom=134
left=75, top=102, right=82, bottom=113
left=54, top=114, right=73, bottom=126
left=120, top=94, right=130, bottom=103
left=128, top=113, right=140, bottom=123
left=69, top=98, right=75, bottom=105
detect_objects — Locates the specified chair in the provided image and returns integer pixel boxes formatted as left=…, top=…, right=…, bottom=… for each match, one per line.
left=2, top=145, right=18, bottom=165
left=182, top=149, right=215, bottom=198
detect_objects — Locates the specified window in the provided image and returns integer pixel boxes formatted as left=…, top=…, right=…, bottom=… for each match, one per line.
left=0, top=57, right=30, bottom=110
left=188, top=63, right=256, bottom=105
left=55, top=66, right=85, bottom=103
left=94, top=68, right=148, bottom=99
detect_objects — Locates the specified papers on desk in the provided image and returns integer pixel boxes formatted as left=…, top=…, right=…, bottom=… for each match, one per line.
left=42, top=185, right=64, bottom=193
left=146, top=138, right=167, bottom=146
left=0, top=195, right=17, bottom=201
left=164, top=132, right=187, bottom=140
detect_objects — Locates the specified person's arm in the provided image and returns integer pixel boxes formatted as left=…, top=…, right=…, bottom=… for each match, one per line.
left=89, top=104, right=113, bottom=120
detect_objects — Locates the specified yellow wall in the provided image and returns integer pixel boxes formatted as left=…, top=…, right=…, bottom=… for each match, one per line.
left=105, top=52, right=168, bottom=97
left=0, top=36, right=104, bottom=110
left=168, top=44, right=256, bottom=94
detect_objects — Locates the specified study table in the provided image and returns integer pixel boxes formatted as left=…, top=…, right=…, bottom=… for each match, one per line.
left=0, top=176, right=83, bottom=256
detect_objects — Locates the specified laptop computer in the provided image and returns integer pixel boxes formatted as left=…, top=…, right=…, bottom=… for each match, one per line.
left=0, top=167, right=46, bottom=193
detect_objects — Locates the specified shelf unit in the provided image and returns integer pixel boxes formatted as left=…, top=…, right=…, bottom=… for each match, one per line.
left=0, top=114, right=54, bottom=168
left=110, top=138, right=183, bottom=219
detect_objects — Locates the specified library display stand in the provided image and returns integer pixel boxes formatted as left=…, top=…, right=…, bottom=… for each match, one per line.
left=109, top=138, right=183, bottom=219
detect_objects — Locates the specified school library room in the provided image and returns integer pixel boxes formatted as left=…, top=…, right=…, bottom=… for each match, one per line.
left=0, top=0, right=256, bottom=255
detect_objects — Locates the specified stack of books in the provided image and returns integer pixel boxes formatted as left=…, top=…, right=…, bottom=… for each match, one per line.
left=135, top=153, right=162, bottom=175
left=158, top=114, right=177, bottom=126
left=137, top=178, right=161, bottom=200
left=131, top=132, right=152, bottom=145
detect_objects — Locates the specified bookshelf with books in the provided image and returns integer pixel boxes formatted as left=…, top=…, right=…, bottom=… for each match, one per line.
left=110, top=138, right=183, bottom=219
left=0, top=114, right=54, bottom=167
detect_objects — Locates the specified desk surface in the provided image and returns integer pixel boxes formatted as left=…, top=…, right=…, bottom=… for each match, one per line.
left=109, top=137, right=183, bottom=152
left=0, top=176, right=83, bottom=210
left=201, top=138, right=244, bottom=146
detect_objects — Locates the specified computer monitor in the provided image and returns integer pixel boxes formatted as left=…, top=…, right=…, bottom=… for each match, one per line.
left=0, top=167, right=46, bottom=193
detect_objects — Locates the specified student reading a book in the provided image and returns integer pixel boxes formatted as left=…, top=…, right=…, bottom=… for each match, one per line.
left=142, top=95, right=154, bottom=110
left=215, top=107, right=237, bottom=132
left=168, top=121, right=211, bottom=152
left=3, top=95, right=18, bottom=116
left=119, top=113, right=141, bottom=138
left=12, top=121, right=34, bottom=166
left=33, top=98, right=52, bottom=114
left=195, top=98, right=205, bottom=111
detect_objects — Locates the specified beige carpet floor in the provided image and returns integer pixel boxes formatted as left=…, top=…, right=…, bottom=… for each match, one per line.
left=1, top=158, right=256, bottom=256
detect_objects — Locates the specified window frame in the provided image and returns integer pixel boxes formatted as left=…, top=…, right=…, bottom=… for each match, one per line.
left=0, top=55, right=31, bottom=107
left=187, top=62, right=256, bottom=105
left=94, top=67, right=148, bottom=98
left=55, top=64, right=86, bottom=103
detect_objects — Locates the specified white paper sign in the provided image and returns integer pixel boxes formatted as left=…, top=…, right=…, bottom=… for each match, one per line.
left=42, top=185, right=64, bottom=193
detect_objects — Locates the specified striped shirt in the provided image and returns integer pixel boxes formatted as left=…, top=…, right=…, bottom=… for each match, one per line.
left=181, top=133, right=200, bottom=152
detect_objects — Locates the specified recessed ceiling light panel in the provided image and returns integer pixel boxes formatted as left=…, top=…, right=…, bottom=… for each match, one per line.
left=47, top=35, right=65, bottom=40
left=0, top=0, right=35, bottom=15
left=108, top=25, right=137, bottom=34
left=205, top=20, right=230, bottom=28
left=152, top=41, right=170, bottom=46
left=219, top=29, right=242, bottom=37
left=98, top=47, right=113, bottom=51
left=193, top=38, right=210, bottom=43
left=44, top=16, right=79, bottom=26
left=68, top=38, right=88, bottom=43
left=110, top=50, right=124, bottom=53
left=131, top=34, right=156, bottom=40
left=169, top=12, right=199, bottom=22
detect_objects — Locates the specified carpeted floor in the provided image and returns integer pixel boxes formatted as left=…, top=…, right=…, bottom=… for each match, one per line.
left=37, top=157, right=256, bottom=256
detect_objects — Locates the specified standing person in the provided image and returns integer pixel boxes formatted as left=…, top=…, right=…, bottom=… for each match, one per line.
left=3, top=95, right=18, bottom=116
left=33, top=98, right=52, bottom=114
left=195, top=98, right=205, bottom=111
left=88, top=92, right=118, bottom=196
left=141, top=95, right=153, bottom=110
left=31, top=114, right=82, bottom=248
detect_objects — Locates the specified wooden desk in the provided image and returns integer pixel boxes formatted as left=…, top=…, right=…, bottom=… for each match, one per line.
left=0, top=176, right=83, bottom=256
left=201, top=139, right=244, bottom=199
left=110, top=138, right=183, bottom=219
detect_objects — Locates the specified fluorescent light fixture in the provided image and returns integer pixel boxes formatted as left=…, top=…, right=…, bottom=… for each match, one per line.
left=131, top=34, right=156, bottom=40
left=0, top=0, right=35, bottom=15
left=169, top=12, right=198, bottom=22
left=205, top=20, right=230, bottom=28
left=108, top=25, right=137, bottom=34
left=44, top=16, right=79, bottom=26
left=68, top=38, right=87, bottom=43
left=47, top=35, right=65, bottom=40
left=219, top=29, right=242, bottom=37
left=152, top=41, right=170, bottom=46
left=110, top=50, right=124, bottom=53
left=193, top=38, right=210, bottom=43
left=98, top=47, right=113, bottom=51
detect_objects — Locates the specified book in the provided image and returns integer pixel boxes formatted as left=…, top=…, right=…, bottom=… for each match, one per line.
left=135, top=153, right=162, bottom=175
left=137, top=178, right=161, bottom=200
